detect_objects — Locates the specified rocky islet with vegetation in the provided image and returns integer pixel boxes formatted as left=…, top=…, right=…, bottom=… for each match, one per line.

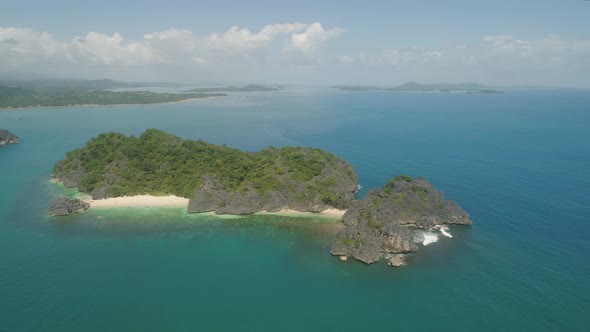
left=50, top=129, right=472, bottom=267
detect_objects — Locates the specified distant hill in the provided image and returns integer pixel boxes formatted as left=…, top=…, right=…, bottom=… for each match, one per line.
left=332, top=86, right=381, bottom=91
left=0, top=80, right=224, bottom=108
left=388, top=82, right=493, bottom=92
left=186, top=84, right=279, bottom=93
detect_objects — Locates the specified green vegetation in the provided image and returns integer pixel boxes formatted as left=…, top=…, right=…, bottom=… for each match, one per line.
left=368, top=220, right=384, bottom=229
left=339, top=237, right=361, bottom=247
left=383, top=175, right=413, bottom=195
left=54, top=129, right=356, bottom=206
left=0, top=80, right=224, bottom=108
left=186, top=84, right=279, bottom=93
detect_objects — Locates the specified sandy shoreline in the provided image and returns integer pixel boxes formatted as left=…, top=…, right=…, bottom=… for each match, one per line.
left=81, top=194, right=346, bottom=217
left=82, top=195, right=189, bottom=208
left=256, top=208, right=346, bottom=217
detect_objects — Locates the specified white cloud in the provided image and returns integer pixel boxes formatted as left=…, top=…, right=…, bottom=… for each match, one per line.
left=0, top=28, right=67, bottom=65
left=69, top=32, right=159, bottom=66
left=0, top=22, right=341, bottom=71
left=0, top=25, right=589, bottom=87
left=210, top=23, right=306, bottom=46
left=288, top=23, right=345, bottom=53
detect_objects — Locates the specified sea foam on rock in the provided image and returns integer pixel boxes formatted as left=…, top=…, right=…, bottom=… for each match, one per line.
left=331, top=176, right=472, bottom=264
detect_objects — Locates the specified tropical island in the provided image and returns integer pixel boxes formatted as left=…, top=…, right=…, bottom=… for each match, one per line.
left=334, top=82, right=505, bottom=94
left=185, top=84, right=280, bottom=93
left=0, top=79, right=224, bottom=109
left=0, top=129, right=19, bottom=145
left=50, top=129, right=472, bottom=267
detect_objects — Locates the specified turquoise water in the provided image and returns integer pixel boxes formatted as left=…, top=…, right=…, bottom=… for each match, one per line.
left=1, top=88, right=589, bottom=331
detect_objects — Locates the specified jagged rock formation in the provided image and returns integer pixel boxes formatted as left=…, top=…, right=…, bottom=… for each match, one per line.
left=0, top=129, right=19, bottom=145
left=49, top=196, right=90, bottom=216
left=331, top=176, right=472, bottom=264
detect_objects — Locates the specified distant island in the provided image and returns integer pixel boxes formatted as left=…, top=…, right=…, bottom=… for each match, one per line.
left=185, top=84, right=280, bottom=93
left=334, top=82, right=505, bottom=94
left=50, top=129, right=472, bottom=267
left=0, top=129, right=19, bottom=145
left=0, top=79, right=224, bottom=109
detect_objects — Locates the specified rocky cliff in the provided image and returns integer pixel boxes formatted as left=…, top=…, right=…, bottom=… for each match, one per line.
left=331, top=176, right=472, bottom=264
left=0, top=129, right=19, bottom=145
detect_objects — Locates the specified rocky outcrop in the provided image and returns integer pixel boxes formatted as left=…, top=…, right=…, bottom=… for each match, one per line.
left=387, top=254, right=406, bottom=267
left=49, top=196, right=90, bottom=216
left=188, top=173, right=358, bottom=215
left=0, top=129, right=19, bottom=145
left=331, top=176, right=472, bottom=264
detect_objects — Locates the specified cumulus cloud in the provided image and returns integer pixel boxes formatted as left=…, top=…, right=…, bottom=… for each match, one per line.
left=0, top=23, right=345, bottom=76
left=0, top=25, right=589, bottom=87
left=288, top=23, right=345, bottom=53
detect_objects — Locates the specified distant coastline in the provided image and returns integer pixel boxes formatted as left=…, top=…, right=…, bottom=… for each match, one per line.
left=334, top=82, right=505, bottom=93
left=0, top=95, right=224, bottom=111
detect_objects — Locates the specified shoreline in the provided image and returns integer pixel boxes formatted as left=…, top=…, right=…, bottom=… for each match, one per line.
left=82, top=195, right=189, bottom=208
left=0, top=95, right=224, bottom=111
left=80, top=194, right=346, bottom=218
left=256, top=208, right=346, bottom=218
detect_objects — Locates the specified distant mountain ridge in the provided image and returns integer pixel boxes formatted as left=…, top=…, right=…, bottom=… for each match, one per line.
left=334, top=82, right=504, bottom=93
left=186, top=84, right=280, bottom=93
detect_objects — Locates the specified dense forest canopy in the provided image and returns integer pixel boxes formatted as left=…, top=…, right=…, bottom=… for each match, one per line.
left=53, top=129, right=357, bottom=208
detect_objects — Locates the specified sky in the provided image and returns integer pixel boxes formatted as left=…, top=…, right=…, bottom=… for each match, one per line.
left=1, top=0, right=589, bottom=87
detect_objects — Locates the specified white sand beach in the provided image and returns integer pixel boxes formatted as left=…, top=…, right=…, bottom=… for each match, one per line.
left=80, top=193, right=346, bottom=218
left=83, top=195, right=189, bottom=208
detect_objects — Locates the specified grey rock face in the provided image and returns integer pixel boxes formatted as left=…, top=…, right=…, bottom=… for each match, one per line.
left=0, top=129, right=19, bottom=145
left=388, top=254, right=406, bottom=267
left=49, top=196, right=90, bottom=216
left=331, top=176, right=472, bottom=264
left=188, top=174, right=358, bottom=215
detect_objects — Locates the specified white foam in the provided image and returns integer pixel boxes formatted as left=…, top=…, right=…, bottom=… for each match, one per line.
left=421, top=232, right=439, bottom=246
left=439, top=226, right=453, bottom=238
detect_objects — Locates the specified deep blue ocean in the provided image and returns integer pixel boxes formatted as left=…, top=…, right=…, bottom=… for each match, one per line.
left=1, top=88, right=589, bottom=331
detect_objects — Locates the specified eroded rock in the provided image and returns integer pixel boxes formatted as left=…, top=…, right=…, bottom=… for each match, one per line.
left=49, top=196, right=90, bottom=216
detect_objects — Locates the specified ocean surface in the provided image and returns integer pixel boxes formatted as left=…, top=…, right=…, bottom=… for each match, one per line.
left=1, top=88, right=589, bottom=331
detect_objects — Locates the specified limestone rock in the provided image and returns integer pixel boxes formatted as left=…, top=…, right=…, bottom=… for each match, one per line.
left=388, top=254, right=406, bottom=267
left=49, top=196, right=90, bottom=216
left=0, top=129, right=19, bottom=145
left=331, top=176, right=472, bottom=265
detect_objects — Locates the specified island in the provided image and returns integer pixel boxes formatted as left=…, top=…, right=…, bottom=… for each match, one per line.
left=330, top=175, right=472, bottom=266
left=0, top=79, right=225, bottom=109
left=51, top=129, right=358, bottom=215
left=185, top=84, right=279, bottom=93
left=50, top=129, right=472, bottom=267
left=333, top=82, right=505, bottom=93
left=0, top=129, right=19, bottom=145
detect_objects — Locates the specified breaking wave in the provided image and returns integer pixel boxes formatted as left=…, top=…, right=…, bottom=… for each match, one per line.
left=415, top=231, right=439, bottom=246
